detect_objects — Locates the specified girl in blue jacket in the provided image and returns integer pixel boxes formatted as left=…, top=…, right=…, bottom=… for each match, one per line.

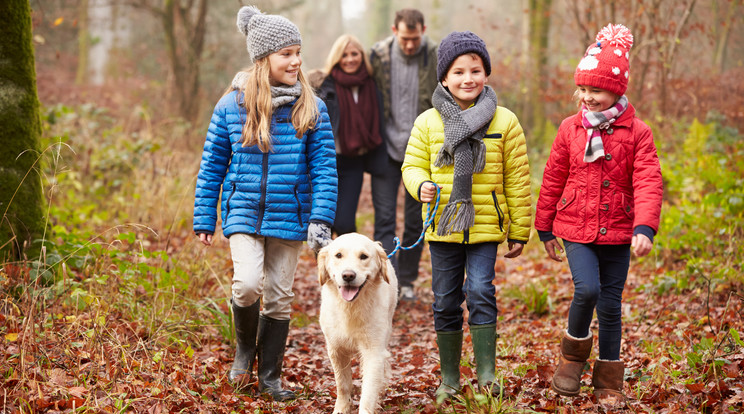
left=193, top=6, right=337, bottom=400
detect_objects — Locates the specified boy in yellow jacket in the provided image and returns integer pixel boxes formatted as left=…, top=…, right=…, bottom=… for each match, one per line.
left=402, top=31, right=532, bottom=400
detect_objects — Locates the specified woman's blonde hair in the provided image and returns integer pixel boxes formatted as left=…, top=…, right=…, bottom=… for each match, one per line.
left=236, top=58, right=319, bottom=152
left=322, top=34, right=373, bottom=76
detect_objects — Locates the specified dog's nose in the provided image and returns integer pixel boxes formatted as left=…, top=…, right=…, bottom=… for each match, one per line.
left=342, top=270, right=356, bottom=282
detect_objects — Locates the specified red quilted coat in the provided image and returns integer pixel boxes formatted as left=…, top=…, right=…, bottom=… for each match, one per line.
left=535, top=103, right=662, bottom=244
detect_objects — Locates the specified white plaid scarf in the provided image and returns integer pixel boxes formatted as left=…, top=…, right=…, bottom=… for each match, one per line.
left=581, top=95, right=628, bottom=163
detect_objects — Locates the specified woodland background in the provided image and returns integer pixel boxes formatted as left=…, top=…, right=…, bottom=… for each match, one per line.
left=1, top=0, right=743, bottom=412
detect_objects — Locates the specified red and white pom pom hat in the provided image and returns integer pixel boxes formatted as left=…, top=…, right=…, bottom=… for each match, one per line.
left=574, top=24, right=634, bottom=96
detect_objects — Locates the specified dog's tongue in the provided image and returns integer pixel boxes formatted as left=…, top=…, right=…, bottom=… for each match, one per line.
left=340, top=286, right=359, bottom=302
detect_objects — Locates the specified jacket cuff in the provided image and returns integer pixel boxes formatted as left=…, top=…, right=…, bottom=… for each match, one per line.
left=537, top=230, right=556, bottom=242
left=310, top=219, right=332, bottom=227
left=417, top=180, right=435, bottom=201
left=633, top=225, right=655, bottom=243
left=507, top=238, right=527, bottom=245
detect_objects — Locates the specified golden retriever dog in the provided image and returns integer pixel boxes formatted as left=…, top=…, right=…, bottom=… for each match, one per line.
left=317, top=233, right=398, bottom=414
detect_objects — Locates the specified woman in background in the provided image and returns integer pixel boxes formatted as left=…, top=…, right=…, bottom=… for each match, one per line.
left=317, top=35, right=388, bottom=239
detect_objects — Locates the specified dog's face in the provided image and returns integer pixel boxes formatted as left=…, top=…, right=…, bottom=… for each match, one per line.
left=317, top=233, right=390, bottom=302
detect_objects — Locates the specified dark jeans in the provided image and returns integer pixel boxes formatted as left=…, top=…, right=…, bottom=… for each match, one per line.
left=564, top=240, right=631, bottom=360
left=429, top=241, right=499, bottom=332
left=372, top=156, right=423, bottom=287
left=333, top=146, right=388, bottom=235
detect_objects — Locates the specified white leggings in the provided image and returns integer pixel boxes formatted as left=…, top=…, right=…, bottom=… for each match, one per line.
left=229, top=233, right=302, bottom=320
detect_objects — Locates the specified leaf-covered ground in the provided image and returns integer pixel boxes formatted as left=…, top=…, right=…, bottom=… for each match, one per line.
left=3, top=236, right=742, bottom=413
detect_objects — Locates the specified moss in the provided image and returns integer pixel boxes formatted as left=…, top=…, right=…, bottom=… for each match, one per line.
left=0, top=0, right=45, bottom=259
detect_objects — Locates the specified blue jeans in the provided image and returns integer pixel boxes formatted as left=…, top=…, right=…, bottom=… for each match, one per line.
left=372, top=156, right=423, bottom=288
left=564, top=240, right=630, bottom=360
left=429, top=241, right=499, bottom=332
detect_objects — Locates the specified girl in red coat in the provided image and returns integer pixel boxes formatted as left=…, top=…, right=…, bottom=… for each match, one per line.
left=535, top=24, right=662, bottom=402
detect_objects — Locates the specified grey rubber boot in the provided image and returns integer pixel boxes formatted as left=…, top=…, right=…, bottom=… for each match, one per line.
left=435, top=330, right=463, bottom=400
left=257, top=315, right=296, bottom=401
left=229, top=299, right=260, bottom=384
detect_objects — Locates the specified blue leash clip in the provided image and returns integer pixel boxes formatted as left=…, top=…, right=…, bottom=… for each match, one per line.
left=387, top=184, right=441, bottom=259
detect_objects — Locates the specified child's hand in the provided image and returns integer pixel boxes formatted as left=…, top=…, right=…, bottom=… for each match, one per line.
left=198, top=233, right=213, bottom=246
left=307, top=222, right=332, bottom=253
left=631, top=233, right=653, bottom=257
left=503, top=242, right=523, bottom=258
left=543, top=239, right=564, bottom=262
left=420, top=182, right=438, bottom=203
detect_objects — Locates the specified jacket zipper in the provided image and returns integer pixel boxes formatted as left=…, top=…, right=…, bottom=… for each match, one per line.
left=491, top=191, right=504, bottom=232
left=293, top=184, right=302, bottom=226
left=256, top=152, right=269, bottom=232
left=225, top=182, right=236, bottom=219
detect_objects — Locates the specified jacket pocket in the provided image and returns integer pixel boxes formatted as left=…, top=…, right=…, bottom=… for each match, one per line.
left=619, top=191, right=634, bottom=220
left=557, top=188, right=577, bottom=211
left=609, top=190, right=634, bottom=230
left=491, top=191, right=505, bottom=232
left=617, top=193, right=635, bottom=221
left=555, top=187, right=580, bottom=223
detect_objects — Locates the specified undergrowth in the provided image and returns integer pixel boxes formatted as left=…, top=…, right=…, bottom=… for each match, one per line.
left=1, top=103, right=742, bottom=412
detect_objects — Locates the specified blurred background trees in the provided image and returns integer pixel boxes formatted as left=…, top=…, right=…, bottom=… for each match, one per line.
left=28, top=0, right=744, bottom=135
left=14, top=0, right=744, bottom=273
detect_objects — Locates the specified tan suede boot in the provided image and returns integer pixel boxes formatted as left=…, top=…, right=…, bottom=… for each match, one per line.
left=592, top=359, right=625, bottom=402
left=550, top=331, right=593, bottom=396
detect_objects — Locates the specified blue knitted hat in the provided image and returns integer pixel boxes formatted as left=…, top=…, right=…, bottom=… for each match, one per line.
left=437, top=31, right=491, bottom=82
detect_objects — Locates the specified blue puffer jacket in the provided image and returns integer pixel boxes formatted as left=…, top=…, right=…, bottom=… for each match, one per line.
left=193, top=89, right=337, bottom=240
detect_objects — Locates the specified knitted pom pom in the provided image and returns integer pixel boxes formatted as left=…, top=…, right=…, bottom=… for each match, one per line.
left=596, top=24, right=633, bottom=49
left=236, top=5, right=262, bottom=35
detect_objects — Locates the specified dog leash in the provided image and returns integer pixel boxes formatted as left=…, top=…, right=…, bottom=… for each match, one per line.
left=387, top=184, right=441, bottom=259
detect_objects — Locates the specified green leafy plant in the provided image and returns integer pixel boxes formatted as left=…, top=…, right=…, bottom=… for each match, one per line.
left=504, top=281, right=553, bottom=316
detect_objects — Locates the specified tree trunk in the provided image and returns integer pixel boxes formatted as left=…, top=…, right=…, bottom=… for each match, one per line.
left=525, top=0, right=553, bottom=146
left=368, top=0, right=391, bottom=45
left=160, top=0, right=207, bottom=123
left=712, top=0, right=742, bottom=74
left=76, top=0, right=90, bottom=84
left=0, top=0, right=45, bottom=259
left=659, top=0, right=696, bottom=114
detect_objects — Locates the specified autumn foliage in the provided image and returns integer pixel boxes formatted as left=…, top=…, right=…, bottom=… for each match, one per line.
left=2, top=1, right=744, bottom=412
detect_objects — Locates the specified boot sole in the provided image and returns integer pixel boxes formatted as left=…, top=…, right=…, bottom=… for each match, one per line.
left=551, top=379, right=580, bottom=397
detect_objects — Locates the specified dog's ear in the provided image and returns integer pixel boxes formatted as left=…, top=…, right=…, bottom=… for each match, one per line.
left=317, top=247, right=330, bottom=286
left=375, top=241, right=391, bottom=284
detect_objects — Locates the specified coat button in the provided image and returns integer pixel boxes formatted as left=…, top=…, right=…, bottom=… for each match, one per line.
left=603, top=179, right=610, bottom=187
left=561, top=198, right=567, bottom=204
left=607, top=128, right=614, bottom=135
left=605, top=153, right=612, bottom=161
left=599, top=227, right=607, bottom=235
left=626, top=206, right=631, bottom=212
left=601, top=204, right=609, bottom=211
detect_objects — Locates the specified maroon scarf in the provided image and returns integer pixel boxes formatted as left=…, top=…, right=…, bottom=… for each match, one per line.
left=331, top=65, right=382, bottom=156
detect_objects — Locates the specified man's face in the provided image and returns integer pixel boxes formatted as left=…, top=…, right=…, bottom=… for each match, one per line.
left=392, top=22, right=425, bottom=56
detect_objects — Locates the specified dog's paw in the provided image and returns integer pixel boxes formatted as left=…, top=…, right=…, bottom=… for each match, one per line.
left=333, top=398, right=353, bottom=414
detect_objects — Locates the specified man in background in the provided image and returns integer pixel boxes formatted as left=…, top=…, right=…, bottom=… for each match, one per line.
left=370, top=8, right=438, bottom=301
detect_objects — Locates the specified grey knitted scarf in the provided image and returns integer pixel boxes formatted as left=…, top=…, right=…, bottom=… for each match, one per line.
left=229, top=71, right=302, bottom=109
left=270, top=82, right=302, bottom=108
left=432, top=83, right=498, bottom=235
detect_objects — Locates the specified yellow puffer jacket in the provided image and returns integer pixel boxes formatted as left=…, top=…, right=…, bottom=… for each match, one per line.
left=402, top=106, right=532, bottom=244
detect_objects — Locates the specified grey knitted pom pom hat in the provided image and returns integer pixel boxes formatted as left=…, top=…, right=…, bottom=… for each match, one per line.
left=236, top=5, right=302, bottom=62
left=437, top=31, right=491, bottom=82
